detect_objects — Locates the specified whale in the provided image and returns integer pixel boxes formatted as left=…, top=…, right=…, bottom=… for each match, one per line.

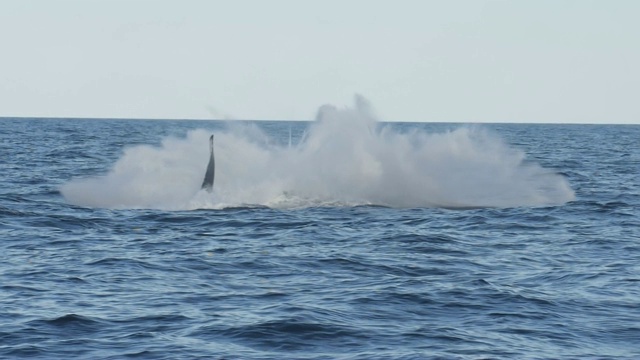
left=201, top=135, right=215, bottom=192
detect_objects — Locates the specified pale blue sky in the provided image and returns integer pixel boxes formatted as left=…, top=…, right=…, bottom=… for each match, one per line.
left=1, top=0, right=638, bottom=123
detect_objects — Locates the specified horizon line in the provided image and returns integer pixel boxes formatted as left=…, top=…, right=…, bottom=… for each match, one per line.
left=0, top=115, right=638, bottom=126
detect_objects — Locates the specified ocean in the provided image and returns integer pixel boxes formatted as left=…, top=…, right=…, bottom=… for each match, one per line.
left=1, top=107, right=639, bottom=359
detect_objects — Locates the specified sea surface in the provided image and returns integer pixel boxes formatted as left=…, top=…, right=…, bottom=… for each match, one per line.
left=1, top=113, right=639, bottom=359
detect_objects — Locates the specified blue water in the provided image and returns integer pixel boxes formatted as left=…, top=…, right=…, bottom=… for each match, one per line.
left=1, top=112, right=639, bottom=359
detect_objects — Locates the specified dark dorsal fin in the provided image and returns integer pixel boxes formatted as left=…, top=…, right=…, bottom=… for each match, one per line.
left=201, top=135, right=215, bottom=192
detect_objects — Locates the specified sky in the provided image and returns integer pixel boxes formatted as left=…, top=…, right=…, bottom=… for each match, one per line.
left=0, top=0, right=639, bottom=123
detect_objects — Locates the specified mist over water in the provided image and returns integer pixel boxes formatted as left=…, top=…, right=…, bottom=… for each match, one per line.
left=61, top=98, right=575, bottom=209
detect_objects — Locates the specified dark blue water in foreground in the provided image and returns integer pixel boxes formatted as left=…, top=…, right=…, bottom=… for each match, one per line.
left=1, top=118, right=639, bottom=359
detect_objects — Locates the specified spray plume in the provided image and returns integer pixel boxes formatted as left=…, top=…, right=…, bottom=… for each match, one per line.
left=61, top=97, right=575, bottom=209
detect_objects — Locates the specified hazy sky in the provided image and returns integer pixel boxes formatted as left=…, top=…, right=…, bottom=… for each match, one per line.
left=1, top=0, right=639, bottom=123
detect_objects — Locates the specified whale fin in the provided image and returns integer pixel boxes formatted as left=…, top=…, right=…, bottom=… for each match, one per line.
left=201, top=135, right=215, bottom=192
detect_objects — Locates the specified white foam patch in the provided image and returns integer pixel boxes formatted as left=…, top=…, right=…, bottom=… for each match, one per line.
left=61, top=97, right=575, bottom=210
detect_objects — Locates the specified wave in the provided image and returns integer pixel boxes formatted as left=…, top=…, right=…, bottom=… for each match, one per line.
left=61, top=96, right=575, bottom=210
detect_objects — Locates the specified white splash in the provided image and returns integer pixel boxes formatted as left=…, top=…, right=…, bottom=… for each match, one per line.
left=61, top=97, right=575, bottom=210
